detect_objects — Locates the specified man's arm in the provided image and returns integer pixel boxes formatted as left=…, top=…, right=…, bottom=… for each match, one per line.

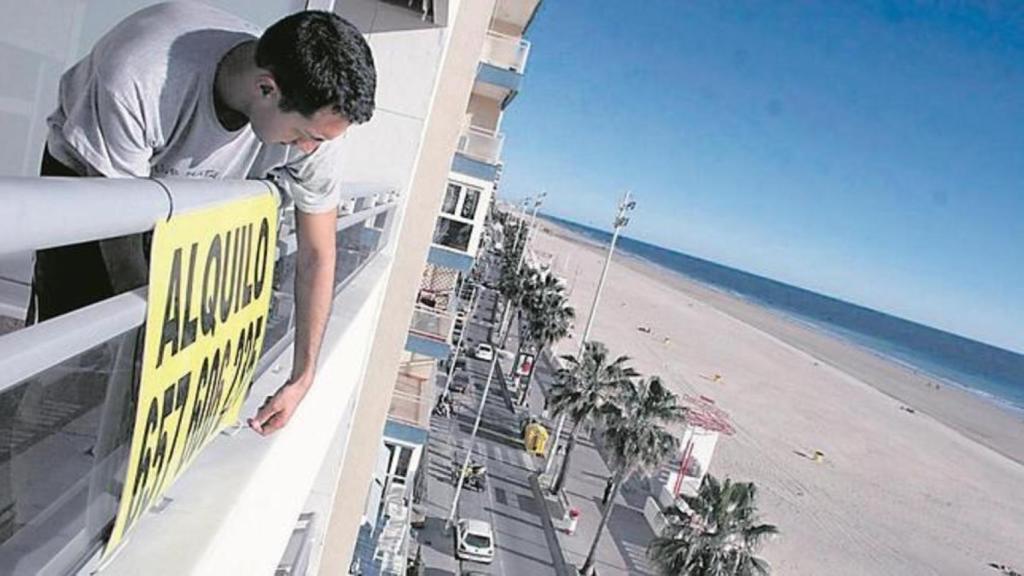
left=249, top=207, right=337, bottom=435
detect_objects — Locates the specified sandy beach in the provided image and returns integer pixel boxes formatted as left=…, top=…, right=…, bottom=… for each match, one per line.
left=531, top=220, right=1024, bottom=576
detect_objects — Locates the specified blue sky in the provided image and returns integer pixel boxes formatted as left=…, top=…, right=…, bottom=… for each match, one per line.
left=498, top=1, right=1024, bottom=353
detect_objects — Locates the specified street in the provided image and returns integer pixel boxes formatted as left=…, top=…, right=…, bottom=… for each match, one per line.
left=417, top=257, right=560, bottom=575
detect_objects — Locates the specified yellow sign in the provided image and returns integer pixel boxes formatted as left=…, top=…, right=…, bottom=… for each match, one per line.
left=105, top=193, right=278, bottom=554
left=524, top=422, right=549, bottom=456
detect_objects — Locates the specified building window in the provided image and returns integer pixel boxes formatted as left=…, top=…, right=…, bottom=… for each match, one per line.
left=460, top=188, right=480, bottom=220
left=433, top=217, right=473, bottom=252
left=394, top=447, right=413, bottom=480
left=441, top=183, right=460, bottom=214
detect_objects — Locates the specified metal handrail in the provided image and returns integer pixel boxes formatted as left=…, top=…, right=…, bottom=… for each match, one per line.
left=0, top=177, right=276, bottom=255
left=457, top=126, right=505, bottom=165
left=408, top=304, right=455, bottom=342
left=481, top=30, right=531, bottom=72
left=0, top=178, right=400, bottom=394
left=0, top=287, right=147, bottom=394
left=0, top=177, right=399, bottom=256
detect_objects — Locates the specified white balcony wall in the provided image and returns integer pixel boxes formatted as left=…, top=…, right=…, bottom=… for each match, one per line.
left=97, top=254, right=392, bottom=576
left=0, top=0, right=470, bottom=573
left=409, top=304, right=455, bottom=343
left=491, top=0, right=541, bottom=37
left=488, top=17, right=521, bottom=38
left=457, top=126, right=505, bottom=165
left=327, top=0, right=457, bottom=199
left=480, top=30, right=530, bottom=73
left=466, top=93, right=503, bottom=132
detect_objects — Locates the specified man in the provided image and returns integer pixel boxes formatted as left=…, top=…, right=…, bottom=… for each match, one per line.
left=601, top=475, right=614, bottom=506
left=36, top=2, right=376, bottom=436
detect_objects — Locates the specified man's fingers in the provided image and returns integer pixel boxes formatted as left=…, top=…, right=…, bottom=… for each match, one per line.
left=248, top=382, right=307, bottom=437
left=260, top=412, right=288, bottom=435
left=248, top=393, right=295, bottom=436
left=249, top=395, right=281, bottom=435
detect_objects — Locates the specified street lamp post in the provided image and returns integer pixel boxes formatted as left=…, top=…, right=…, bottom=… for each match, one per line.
left=500, top=192, right=545, bottom=347
left=515, top=192, right=545, bottom=273
left=543, top=190, right=635, bottom=483
left=440, top=284, right=481, bottom=398
left=446, top=303, right=513, bottom=532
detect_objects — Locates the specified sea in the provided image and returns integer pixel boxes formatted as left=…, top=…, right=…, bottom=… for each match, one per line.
left=542, top=215, right=1024, bottom=414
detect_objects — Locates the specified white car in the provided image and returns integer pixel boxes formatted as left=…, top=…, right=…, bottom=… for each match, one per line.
left=474, top=343, right=494, bottom=362
left=455, top=519, right=495, bottom=564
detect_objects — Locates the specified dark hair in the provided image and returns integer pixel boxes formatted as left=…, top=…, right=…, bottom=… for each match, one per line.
left=256, top=11, right=376, bottom=123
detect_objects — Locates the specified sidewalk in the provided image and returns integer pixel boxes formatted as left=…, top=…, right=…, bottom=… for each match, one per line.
left=415, top=374, right=462, bottom=576
left=520, top=331, right=658, bottom=576
left=414, top=282, right=563, bottom=575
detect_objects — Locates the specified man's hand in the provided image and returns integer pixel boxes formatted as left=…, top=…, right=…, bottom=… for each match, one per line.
left=248, top=207, right=336, bottom=436
left=248, top=375, right=312, bottom=436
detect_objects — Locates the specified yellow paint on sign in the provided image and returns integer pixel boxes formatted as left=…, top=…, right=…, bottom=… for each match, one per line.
left=104, top=193, right=278, bottom=556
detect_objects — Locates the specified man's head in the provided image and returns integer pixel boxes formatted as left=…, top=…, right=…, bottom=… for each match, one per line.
left=248, top=11, right=376, bottom=152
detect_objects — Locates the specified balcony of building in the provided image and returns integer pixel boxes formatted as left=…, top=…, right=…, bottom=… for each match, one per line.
left=474, top=60, right=525, bottom=111
left=405, top=262, right=465, bottom=359
left=0, top=177, right=400, bottom=575
left=457, top=125, right=505, bottom=167
left=491, top=0, right=543, bottom=38
left=351, top=362, right=430, bottom=575
left=481, top=30, right=531, bottom=74
left=470, top=1, right=541, bottom=110
left=374, top=0, right=452, bottom=26
left=387, top=361, right=434, bottom=435
left=452, top=124, right=504, bottom=184
left=406, top=305, right=455, bottom=359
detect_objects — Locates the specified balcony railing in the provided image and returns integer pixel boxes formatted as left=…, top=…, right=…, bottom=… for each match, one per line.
left=0, top=176, right=399, bottom=575
left=480, top=30, right=530, bottom=73
left=408, top=304, right=454, bottom=344
left=388, top=370, right=432, bottom=431
left=456, top=126, right=505, bottom=165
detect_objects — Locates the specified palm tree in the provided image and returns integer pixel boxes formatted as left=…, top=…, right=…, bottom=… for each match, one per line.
left=520, top=269, right=569, bottom=342
left=496, top=261, right=537, bottom=346
left=580, top=376, right=687, bottom=576
left=519, top=283, right=574, bottom=404
left=548, top=341, right=637, bottom=494
left=647, top=475, right=778, bottom=576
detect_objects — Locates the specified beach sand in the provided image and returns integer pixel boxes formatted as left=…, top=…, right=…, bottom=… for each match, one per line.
left=531, top=220, right=1024, bottom=575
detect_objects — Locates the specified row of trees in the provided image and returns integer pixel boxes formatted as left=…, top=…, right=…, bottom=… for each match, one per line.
left=549, top=341, right=778, bottom=576
left=489, top=211, right=777, bottom=576
left=492, top=219, right=574, bottom=403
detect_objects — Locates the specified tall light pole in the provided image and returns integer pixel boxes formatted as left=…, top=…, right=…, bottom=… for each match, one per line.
left=446, top=303, right=513, bottom=531
left=440, top=284, right=481, bottom=398
left=543, top=190, right=635, bottom=482
left=500, top=191, right=545, bottom=347
left=515, top=191, right=545, bottom=273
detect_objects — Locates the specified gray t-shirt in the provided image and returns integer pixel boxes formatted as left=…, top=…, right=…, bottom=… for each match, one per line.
left=46, top=1, right=342, bottom=213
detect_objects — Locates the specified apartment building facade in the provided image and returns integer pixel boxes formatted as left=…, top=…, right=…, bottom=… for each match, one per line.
left=0, top=0, right=541, bottom=574
left=346, top=1, right=542, bottom=573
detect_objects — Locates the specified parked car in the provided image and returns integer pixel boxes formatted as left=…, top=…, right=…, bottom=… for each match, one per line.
left=450, top=373, right=470, bottom=393
left=455, top=519, right=495, bottom=564
left=451, top=310, right=467, bottom=344
left=443, top=355, right=467, bottom=374
left=474, top=343, right=494, bottom=362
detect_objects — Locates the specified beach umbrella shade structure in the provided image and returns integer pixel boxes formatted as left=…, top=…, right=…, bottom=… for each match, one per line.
left=548, top=341, right=637, bottom=495
left=580, top=376, right=687, bottom=576
left=647, top=475, right=778, bottom=576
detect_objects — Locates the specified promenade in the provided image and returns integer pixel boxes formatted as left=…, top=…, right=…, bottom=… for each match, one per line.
left=415, top=252, right=663, bottom=575
left=518, top=327, right=658, bottom=576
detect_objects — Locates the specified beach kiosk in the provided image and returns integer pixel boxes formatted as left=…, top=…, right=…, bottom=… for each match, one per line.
left=654, top=394, right=735, bottom=509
